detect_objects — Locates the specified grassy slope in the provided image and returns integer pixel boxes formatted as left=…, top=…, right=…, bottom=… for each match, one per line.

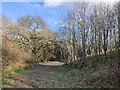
left=57, top=50, right=119, bottom=88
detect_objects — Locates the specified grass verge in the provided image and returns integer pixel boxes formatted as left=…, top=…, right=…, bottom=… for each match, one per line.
left=4, top=66, right=32, bottom=76
left=2, top=66, right=32, bottom=88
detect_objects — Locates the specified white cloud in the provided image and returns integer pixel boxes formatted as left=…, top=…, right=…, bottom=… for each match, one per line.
left=2, top=0, right=119, bottom=2
left=44, top=0, right=65, bottom=7
left=44, top=0, right=119, bottom=8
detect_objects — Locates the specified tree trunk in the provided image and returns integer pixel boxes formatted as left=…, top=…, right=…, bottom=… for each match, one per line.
left=118, top=2, right=120, bottom=61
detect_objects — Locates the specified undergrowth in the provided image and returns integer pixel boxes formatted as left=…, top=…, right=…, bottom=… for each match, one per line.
left=2, top=66, right=32, bottom=88
left=57, top=50, right=119, bottom=88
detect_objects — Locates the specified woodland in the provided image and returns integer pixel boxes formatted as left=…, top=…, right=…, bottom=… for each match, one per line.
left=1, top=2, right=120, bottom=88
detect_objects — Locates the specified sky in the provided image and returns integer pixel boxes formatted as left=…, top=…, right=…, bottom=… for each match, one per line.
left=1, top=0, right=118, bottom=31
left=1, top=1, right=71, bottom=32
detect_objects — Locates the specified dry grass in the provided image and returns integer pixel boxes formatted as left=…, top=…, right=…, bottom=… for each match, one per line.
left=2, top=38, right=33, bottom=70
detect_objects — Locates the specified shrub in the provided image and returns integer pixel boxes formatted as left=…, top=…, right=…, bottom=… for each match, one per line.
left=2, top=37, right=33, bottom=70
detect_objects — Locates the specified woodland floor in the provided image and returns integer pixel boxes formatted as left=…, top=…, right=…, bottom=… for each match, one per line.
left=4, top=61, right=83, bottom=88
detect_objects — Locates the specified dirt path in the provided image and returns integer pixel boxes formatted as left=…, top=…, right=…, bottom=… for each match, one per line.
left=11, top=61, right=81, bottom=88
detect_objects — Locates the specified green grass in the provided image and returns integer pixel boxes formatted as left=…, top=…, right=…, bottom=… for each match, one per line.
left=4, top=66, right=32, bottom=76
left=13, top=67, right=31, bottom=75
left=63, top=59, right=108, bottom=76
left=2, top=77, right=13, bottom=88
left=3, top=66, right=32, bottom=88
left=56, top=55, right=114, bottom=87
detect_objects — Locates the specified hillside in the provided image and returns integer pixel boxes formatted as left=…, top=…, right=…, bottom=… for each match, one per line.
left=60, top=50, right=119, bottom=88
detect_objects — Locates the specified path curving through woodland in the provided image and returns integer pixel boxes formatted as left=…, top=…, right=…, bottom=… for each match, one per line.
left=11, top=61, right=81, bottom=88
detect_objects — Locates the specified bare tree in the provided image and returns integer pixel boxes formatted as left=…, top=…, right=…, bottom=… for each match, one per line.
left=17, top=15, right=56, bottom=62
left=118, top=2, right=120, bottom=61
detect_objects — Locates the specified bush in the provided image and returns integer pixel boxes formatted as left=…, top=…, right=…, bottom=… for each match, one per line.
left=2, top=38, right=33, bottom=70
